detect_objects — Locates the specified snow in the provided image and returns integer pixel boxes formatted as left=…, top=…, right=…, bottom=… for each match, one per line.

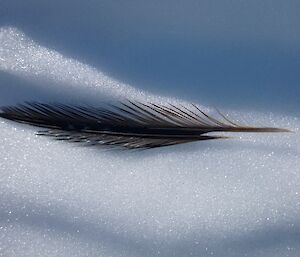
left=0, top=2, right=300, bottom=256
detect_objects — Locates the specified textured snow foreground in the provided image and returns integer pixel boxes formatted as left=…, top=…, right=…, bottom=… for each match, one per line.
left=0, top=28, right=300, bottom=257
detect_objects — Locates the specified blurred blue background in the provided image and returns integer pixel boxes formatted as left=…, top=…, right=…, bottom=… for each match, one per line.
left=1, top=0, right=299, bottom=114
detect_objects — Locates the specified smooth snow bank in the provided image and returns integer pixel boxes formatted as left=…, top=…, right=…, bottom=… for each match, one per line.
left=0, top=27, right=142, bottom=104
left=0, top=27, right=300, bottom=257
left=0, top=27, right=190, bottom=106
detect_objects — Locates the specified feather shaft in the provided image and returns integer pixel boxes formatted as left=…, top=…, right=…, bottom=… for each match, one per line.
left=0, top=101, right=290, bottom=149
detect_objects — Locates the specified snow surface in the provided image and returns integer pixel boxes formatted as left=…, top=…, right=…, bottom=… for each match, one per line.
left=0, top=2, right=300, bottom=256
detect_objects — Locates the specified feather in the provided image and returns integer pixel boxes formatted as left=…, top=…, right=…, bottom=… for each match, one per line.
left=0, top=101, right=290, bottom=150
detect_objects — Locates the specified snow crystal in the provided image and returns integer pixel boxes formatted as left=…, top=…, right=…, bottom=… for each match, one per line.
left=0, top=27, right=300, bottom=257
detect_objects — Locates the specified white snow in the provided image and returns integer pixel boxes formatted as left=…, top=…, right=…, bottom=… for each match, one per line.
left=0, top=11, right=300, bottom=257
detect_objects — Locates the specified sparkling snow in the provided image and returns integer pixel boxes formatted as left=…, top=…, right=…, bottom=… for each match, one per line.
left=0, top=3, right=300, bottom=257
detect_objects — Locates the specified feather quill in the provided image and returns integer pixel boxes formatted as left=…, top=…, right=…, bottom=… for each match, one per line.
left=0, top=101, right=290, bottom=149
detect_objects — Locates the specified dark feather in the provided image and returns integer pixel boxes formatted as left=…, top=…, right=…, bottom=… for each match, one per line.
left=0, top=101, right=290, bottom=149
